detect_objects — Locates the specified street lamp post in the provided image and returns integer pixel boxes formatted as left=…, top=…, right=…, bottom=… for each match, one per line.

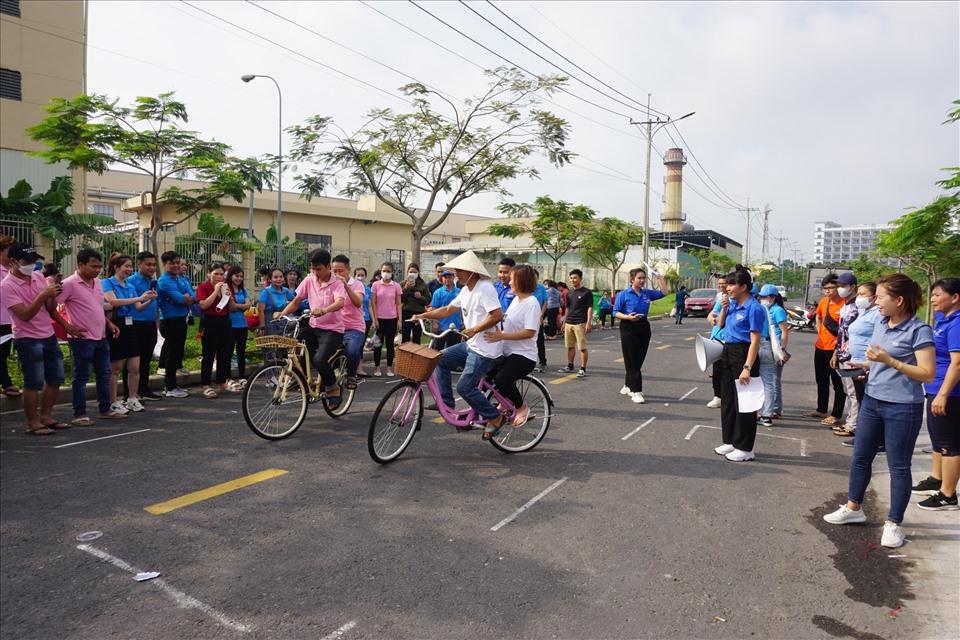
left=241, top=74, right=283, bottom=266
left=630, top=97, right=694, bottom=265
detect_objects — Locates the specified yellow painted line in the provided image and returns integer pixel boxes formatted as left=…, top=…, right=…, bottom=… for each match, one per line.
left=685, top=336, right=695, bottom=341
left=656, top=344, right=672, bottom=350
left=549, top=373, right=578, bottom=385
left=614, top=357, right=624, bottom=363
left=145, top=469, right=288, bottom=515
left=432, top=416, right=446, bottom=423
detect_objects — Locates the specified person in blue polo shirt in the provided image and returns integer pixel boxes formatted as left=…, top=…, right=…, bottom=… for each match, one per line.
left=532, top=271, right=548, bottom=371
left=428, top=269, right=462, bottom=350
left=715, top=267, right=766, bottom=462
left=156, top=251, right=195, bottom=398
left=911, top=277, right=960, bottom=510
left=257, top=268, right=295, bottom=334
left=494, top=257, right=516, bottom=312
left=704, top=275, right=728, bottom=409
left=612, top=265, right=667, bottom=405
left=823, top=274, right=936, bottom=549
left=124, top=251, right=161, bottom=401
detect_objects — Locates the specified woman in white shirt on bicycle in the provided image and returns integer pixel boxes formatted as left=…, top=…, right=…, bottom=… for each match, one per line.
left=485, top=264, right=542, bottom=433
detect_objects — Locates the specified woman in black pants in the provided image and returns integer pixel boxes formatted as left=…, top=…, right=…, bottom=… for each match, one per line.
left=715, top=267, right=766, bottom=462
left=196, top=263, right=235, bottom=399
left=370, top=262, right=402, bottom=376
left=613, top=267, right=667, bottom=405
left=401, top=263, right=430, bottom=344
left=226, top=266, right=252, bottom=390
left=483, top=265, right=541, bottom=438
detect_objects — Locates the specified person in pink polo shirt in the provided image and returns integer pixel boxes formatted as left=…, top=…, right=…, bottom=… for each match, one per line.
left=331, top=254, right=366, bottom=390
left=0, top=235, right=21, bottom=397
left=0, top=244, right=83, bottom=434
left=370, top=261, right=403, bottom=377
left=279, top=249, right=346, bottom=406
left=58, top=248, right=125, bottom=425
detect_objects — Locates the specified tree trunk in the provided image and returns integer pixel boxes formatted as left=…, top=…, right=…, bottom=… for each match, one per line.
left=551, top=258, right=560, bottom=281
left=411, top=228, right=422, bottom=269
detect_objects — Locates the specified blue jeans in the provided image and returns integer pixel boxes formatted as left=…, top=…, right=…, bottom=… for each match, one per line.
left=433, top=341, right=500, bottom=420
left=342, top=329, right=364, bottom=376
left=848, top=394, right=923, bottom=523
left=13, top=336, right=65, bottom=390
left=69, top=338, right=112, bottom=416
left=758, top=342, right=783, bottom=417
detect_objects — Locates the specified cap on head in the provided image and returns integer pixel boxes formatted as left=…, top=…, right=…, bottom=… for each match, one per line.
left=837, top=272, right=857, bottom=286
left=759, top=284, right=779, bottom=297
left=8, top=244, right=44, bottom=263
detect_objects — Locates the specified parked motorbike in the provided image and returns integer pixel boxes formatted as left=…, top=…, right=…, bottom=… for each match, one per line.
left=786, top=305, right=816, bottom=331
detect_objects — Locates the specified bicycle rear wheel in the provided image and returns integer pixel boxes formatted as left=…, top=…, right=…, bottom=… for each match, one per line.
left=242, top=364, right=309, bottom=440
left=367, top=380, right=422, bottom=464
left=321, top=351, right=355, bottom=418
left=488, top=375, right=553, bottom=453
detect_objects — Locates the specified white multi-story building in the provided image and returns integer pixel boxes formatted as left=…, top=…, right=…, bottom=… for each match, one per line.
left=813, top=221, right=894, bottom=264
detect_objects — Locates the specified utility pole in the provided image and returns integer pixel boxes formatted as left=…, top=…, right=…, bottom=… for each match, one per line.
left=761, top=204, right=771, bottom=259
left=739, top=198, right=759, bottom=265
left=773, top=232, right=787, bottom=284
left=630, top=100, right=695, bottom=265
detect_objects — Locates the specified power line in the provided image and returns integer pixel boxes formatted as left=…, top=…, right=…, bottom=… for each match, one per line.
left=485, top=1, right=669, bottom=118
left=407, top=0, right=637, bottom=121
left=178, top=1, right=411, bottom=105
left=457, top=0, right=661, bottom=118
left=669, top=120, right=746, bottom=209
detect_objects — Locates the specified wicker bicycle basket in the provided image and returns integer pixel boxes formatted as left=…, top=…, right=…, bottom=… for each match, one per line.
left=395, top=343, right=442, bottom=381
left=255, top=335, right=300, bottom=350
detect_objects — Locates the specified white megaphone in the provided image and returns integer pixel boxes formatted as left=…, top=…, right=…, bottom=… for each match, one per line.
left=695, top=334, right=723, bottom=372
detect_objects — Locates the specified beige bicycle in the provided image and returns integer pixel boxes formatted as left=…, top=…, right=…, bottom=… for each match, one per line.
left=241, top=315, right=355, bottom=440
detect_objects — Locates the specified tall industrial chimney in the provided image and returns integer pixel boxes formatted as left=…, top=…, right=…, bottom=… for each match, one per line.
left=661, top=147, right=686, bottom=233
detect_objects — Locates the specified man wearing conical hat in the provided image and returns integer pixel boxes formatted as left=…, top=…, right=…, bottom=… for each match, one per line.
left=412, top=251, right=507, bottom=438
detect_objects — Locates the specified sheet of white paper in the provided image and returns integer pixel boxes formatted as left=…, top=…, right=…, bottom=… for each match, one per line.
left=152, top=332, right=165, bottom=359
left=216, top=294, right=230, bottom=311
left=134, top=571, right=160, bottom=582
left=735, top=376, right=765, bottom=413
left=0, top=333, right=11, bottom=345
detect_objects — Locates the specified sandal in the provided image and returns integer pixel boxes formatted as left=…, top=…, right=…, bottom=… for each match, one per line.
left=3, top=386, right=22, bottom=397
left=42, top=421, right=71, bottom=430
left=70, top=417, right=94, bottom=427
left=820, top=416, right=839, bottom=426
left=512, top=405, right=530, bottom=427
left=99, top=411, right=128, bottom=420
left=346, top=376, right=358, bottom=390
left=834, top=427, right=856, bottom=437
left=482, top=416, right=504, bottom=441
left=26, top=426, right=55, bottom=436
left=202, top=387, right=218, bottom=399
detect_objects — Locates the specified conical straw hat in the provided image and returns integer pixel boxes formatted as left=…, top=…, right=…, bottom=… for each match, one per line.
left=442, top=250, right=491, bottom=278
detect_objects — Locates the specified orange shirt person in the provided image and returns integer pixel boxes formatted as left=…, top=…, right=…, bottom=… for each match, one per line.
left=809, top=273, right=850, bottom=423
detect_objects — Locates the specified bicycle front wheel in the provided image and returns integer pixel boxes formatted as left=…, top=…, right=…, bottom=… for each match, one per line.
left=489, top=375, right=553, bottom=453
left=322, top=351, right=355, bottom=418
left=242, top=364, right=309, bottom=440
left=367, top=380, right=422, bottom=464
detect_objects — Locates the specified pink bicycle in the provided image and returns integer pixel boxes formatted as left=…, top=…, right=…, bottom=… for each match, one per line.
left=367, top=321, right=554, bottom=464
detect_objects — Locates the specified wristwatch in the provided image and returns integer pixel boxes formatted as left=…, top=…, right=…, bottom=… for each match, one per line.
left=743, top=365, right=751, bottom=370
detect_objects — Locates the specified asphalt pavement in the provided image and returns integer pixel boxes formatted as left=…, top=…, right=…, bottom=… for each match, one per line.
left=1, top=318, right=956, bottom=639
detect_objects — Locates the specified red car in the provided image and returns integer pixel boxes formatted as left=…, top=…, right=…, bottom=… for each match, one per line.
left=684, top=288, right=717, bottom=317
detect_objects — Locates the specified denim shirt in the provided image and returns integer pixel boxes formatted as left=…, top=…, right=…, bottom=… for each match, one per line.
left=865, top=315, right=935, bottom=404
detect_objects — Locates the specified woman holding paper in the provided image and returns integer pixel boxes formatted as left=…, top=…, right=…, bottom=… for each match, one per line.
left=613, top=266, right=667, bottom=404
left=196, top=262, right=235, bottom=398
left=715, top=267, right=766, bottom=462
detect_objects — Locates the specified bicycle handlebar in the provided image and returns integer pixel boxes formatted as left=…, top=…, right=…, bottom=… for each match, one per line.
left=407, top=317, right=463, bottom=340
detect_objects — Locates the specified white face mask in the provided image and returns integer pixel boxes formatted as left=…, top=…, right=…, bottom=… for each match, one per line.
left=760, top=299, right=773, bottom=308
left=380, top=272, right=392, bottom=281
left=837, top=286, right=852, bottom=298
left=855, top=296, right=872, bottom=310
left=18, top=264, right=34, bottom=276
left=407, top=272, right=418, bottom=281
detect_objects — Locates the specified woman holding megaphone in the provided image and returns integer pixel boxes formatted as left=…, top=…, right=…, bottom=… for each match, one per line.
left=613, top=265, right=667, bottom=404
left=715, top=267, right=766, bottom=462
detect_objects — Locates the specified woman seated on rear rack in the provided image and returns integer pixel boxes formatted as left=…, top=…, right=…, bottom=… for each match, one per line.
left=484, top=264, right=542, bottom=429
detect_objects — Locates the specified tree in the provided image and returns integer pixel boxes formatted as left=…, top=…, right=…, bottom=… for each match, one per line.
left=876, top=100, right=960, bottom=321
left=689, top=247, right=736, bottom=280
left=488, top=195, right=595, bottom=279
left=27, top=93, right=274, bottom=253
left=580, top=217, right=644, bottom=290
left=287, top=68, right=572, bottom=266
left=0, top=176, right=115, bottom=242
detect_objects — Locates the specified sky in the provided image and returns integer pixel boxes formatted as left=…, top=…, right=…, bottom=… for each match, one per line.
left=86, top=0, right=959, bottom=263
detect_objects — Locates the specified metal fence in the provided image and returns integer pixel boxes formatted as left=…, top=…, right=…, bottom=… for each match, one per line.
left=58, top=227, right=140, bottom=275
left=0, top=218, right=36, bottom=246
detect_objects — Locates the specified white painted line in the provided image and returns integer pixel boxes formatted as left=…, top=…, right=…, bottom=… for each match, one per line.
left=684, top=424, right=809, bottom=456
left=491, top=477, right=568, bottom=532
left=54, top=429, right=152, bottom=449
left=77, top=544, right=251, bottom=633
left=678, top=387, right=698, bottom=401
left=320, top=620, right=358, bottom=640
left=622, top=417, right=656, bottom=441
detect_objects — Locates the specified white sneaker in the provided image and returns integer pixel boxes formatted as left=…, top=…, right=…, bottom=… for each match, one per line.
left=725, top=448, right=755, bottom=462
left=881, top=521, right=905, bottom=548
left=125, top=397, right=145, bottom=413
left=386, top=367, right=395, bottom=377
left=631, top=392, right=646, bottom=404
left=619, top=385, right=631, bottom=396
left=164, top=387, right=189, bottom=398
left=109, top=401, right=129, bottom=415
left=714, top=444, right=735, bottom=456
left=823, top=504, right=867, bottom=525
left=706, top=396, right=722, bottom=409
